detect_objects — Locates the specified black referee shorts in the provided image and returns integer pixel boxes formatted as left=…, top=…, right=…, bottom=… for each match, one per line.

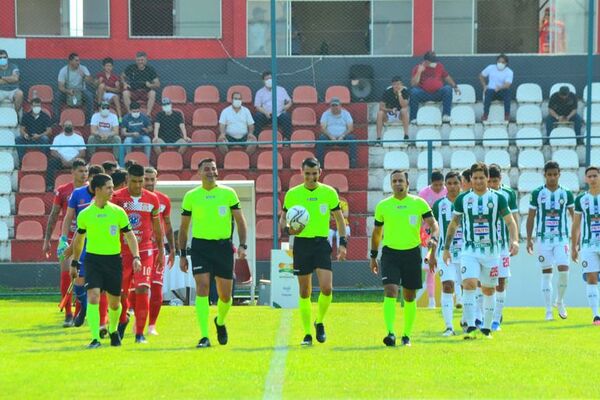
left=190, top=238, right=234, bottom=279
left=84, top=253, right=123, bottom=296
left=292, top=237, right=332, bottom=276
left=380, top=246, right=422, bottom=289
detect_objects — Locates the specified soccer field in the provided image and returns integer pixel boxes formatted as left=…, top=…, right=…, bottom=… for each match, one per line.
left=2, top=299, right=600, bottom=399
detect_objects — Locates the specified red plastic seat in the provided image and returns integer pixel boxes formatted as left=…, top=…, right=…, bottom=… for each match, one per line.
left=158, top=173, right=180, bottom=181
left=19, top=175, right=45, bottom=193
left=157, top=152, right=183, bottom=172
left=223, top=173, right=247, bottom=181
left=54, top=174, right=72, bottom=190
left=223, top=151, right=250, bottom=170
left=288, top=174, right=304, bottom=188
left=256, top=174, right=280, bottom=193
left=90, top=152, right=115, bottom=165
left=257, top=129, right=283, bottom=148
left=18, top=197, right=45, bottom=216
left=292, top=85, right=318, bottom=104
left=324, top=151, right=350, bottom=170
left=256, top=196, right=281, bottom=217
left=124, top=152, right=149, bottom=167
left=323, top=173, right=349, bottom=193
left=256, top=219, right=274, bottom=239
left=191, top=129, right=217, bottom=145
left=234, top=259, right=252, bottom=284
left=16, top=220, right=43, bottom=240
left=21, top=152, right=47, bottom=172
left=292, top=107, right=316, bottom=126
left=325, top=85, right=351, bottom=104
left=289, top=150, right=315, bottom=170
left=256, top=151, right=283, bottom=170
left=28, top=85, right=53, bottom=103
left=290, top=129, right=315, bottom=148
left=192, top=108, right=218, bottom=127
left=194, top=85, right=220, bottom=104
left=226, top=85, right=252, bottom=103
left=161, top=85, right=187, bottom=104
left=60, top=108, right=86, bottom=127
left=189, top=150, right=217, bottom=169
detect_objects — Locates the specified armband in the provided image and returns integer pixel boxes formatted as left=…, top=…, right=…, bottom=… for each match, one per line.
left=370, top=249, right=378, bottom=259
left=70, top=259, right=80, bottom=269
left=339, top=237, right=348, bottom=247
left=178, top=249, right=187, bottom=257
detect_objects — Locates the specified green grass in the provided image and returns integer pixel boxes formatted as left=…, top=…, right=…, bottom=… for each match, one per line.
left=2, top=299, right=600, bottom=399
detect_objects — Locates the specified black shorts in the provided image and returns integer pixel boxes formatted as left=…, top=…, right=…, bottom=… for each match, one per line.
left=292, top=237, right=332, bottom=276
left=84, top=253, right=123, bottom=296
left=190, top=238, right=234, bottom=279
left=225, top=134, right=248, bottom=143
left=380, top=246, right=422, bottom=289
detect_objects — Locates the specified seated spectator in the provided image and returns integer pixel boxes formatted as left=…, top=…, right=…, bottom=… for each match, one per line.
left=153, top=98, right=190, bottom=155
left=218, top=92, right=256, bottom=155
left=409, top=51, right=460, bottom=123
left=376, top=76, right=410, bottom=141
left=53, top=53, right=94, bottom=122
left=253, top=71, right=292, bottom=139
left=122, top=51, right=159, bottom=115
left=47, top=120, right=86, bottom=191
left=102, top=161, right=118, bottom=175
left=328, top=188, right=351, bottom=248
left=0, top=50, right=24, bottom=114
left=546, top=85, right=582, bottom=143
left=122, top=101, right=152, bottom=160
left=88, top=101, right=121, bottom=161
left=480, top=54, right=513, bottom=122
left=16, top=98, right=51, bottom=163
left=96, top=57, right=122, bottom=120
left=315, top=97, right=357, bottom=168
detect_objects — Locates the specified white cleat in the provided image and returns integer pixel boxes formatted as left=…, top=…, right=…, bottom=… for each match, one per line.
left=147, top=325, right=159, bottom=336
left=545, top=311, right=554, bottom=321
left=555, top=302, right=568, bottom=319
left=442, top=327, right=455, bottom=337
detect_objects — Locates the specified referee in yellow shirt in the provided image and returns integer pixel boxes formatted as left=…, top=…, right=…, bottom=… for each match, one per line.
left=178, top=158, right=248, bottom=348
left=370, top=170, right=439, bottom=347
left=71, top=174, right=141, bottom=349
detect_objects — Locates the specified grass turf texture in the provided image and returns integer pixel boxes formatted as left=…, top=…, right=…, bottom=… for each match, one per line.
left=2, top=299, right=600, bottom=399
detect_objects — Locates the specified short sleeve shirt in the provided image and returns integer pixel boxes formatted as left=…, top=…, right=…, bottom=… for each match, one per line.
left=412, top=63, right=449, bottom=93
left=181, top=185, right=241, bottom=240
left=21, top=111, right=52, bottom=136
left=254, top=86, right=291, bottom=116
left=381, top=86, right=409, bottom=109
left=58, top=65, right=90, bottom=90
left=51, top=133, right=86, bottom=161
left=124, top=64, right=158, bottom=91
left=283, top=183, right=340, bottom=238
left=154, top=190, right=171, bottom=246
left=481, top=64, right=514, bottom=91
left=68, top=185, right=94, bottom=217
left=530, top=185, right=574, bottom=242
left=90, top=112, right=119, bottom=135
left=320, top=109, right=353, bottom=138
left=111, top=188, right=160, bottom=252
left=96, top=71, right=120, bottom=91
left=54, top=182, right=76, bottom=237
left=122, top=112, right=152, bottom=134
left=574, top=192, right=600, bottom=249
left=374, top=195, right=432, bottom=250
left=156, top=111, right=183, bottom=143
left=0, top=63, right=19, bottom=91
left=219, top=105, right=254, bottom=139
left=76, top=202, right=131, bottom=255
left=548, top=92, right=578, bottom=116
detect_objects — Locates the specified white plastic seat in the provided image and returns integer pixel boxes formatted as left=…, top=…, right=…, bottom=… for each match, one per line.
left=0, top=152, right=14, bottom=173
left=450, top=150, right=477, bottom=170
left=0, top=220, right=8, bottom=241
left=583, top=104, right=600, bottom=124
left=416, top=106, right=442, bottom=126
left=383, top=151, right=410, bottom=170
left=0, top=175, right=11, bottom=194
left=516, top=83, right=543, bottom=104
left=485, top=104, right=507, bottom=124
left=417, top=150, right=443, bottom=170
left=518, top=149, right=545, bottom=170
left=518, top=172, right=544, bottom=193
left=560, top=171, right=580, bottom=192
left=484, top=149, right=511, bottom=169
left=588, top=126, right=600, bottom=146
left=549, top=83, right=576, bottom=97
left=482, top=127, right=509, bottom=147
left=382, top=173, right=392, bottom=193
left=549, top=127, right=577, bottom=147
left=516, top=105, right=542, bottom=125
left=448, top=127, right=475, bottom=147
left=552, top=149, right=579, bottom=170
left=0, top=130, right=15, bottom=147
left=515, top=127, right=543, bottom=147
left=450, top=105, right=475, bottom=126
left=415, top=128, right=442, bottom=148
left=519, top=196, right=531, bottom=215
left=453, top=84, right=476, bottom=104
left=591, top=148, right=600, bottom=165
left=583, top=83, right=600, bottom=103
left=0, top=196, right=9, bottom=217
left=0, top=109, right=18, bottom=128
left=416, top=173, right=429, bottom=192
left=382, top=128, right=408, bottom=148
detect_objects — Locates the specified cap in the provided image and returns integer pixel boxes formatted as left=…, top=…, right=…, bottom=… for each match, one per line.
left=423, top=51, right=437, bottom=62
left=330, top=97, right=341, bottom=106
left=559, top=86, right=570, bottom=95
left=161, top=97, right=171, bottom=105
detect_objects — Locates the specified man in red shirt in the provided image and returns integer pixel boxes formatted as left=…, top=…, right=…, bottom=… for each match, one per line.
left=409, top=51, right=461, bottom=123
left=43, top=158, right=88, bottom=327
left=96, top=57, right=122, bottom=120
left=112, top=163, right=164, bottom=343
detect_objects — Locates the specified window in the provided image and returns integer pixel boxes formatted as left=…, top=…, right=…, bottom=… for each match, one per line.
left=247, top=1, right=289, bottom=56
left=16, top=0, right=109, bottom=37
left=372, top=0, right=413, bottom=55
left=434, top=0, right=474, bottom=54
left=130, top=0, right=221, bottom=38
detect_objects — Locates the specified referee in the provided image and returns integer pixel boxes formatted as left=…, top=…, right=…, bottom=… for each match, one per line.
left=370, top=170, right=439, bottom=347
left=71, top=174, right=141, bottom=349
left=178, top=158, right=248, bottom=348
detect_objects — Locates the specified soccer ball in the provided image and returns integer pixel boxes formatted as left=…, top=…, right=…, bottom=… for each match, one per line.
left=286, top=205, right=310, bottom=232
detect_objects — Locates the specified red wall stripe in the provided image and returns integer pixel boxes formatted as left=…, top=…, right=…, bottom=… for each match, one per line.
left=413, top=0, right=433, bottom=56
left=0, top=0, right=16, bottom=38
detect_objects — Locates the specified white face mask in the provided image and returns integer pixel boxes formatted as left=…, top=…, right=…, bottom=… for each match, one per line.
left=428, top=62, right=437, bottom=68
left=32, top=106, right=41, bottom=114
left=265, top=79, right=272, bottom=88
left=496, top=62, right=506, bottom=71
left=232, top=99, right=242, bottom=108
left=100, top=109, right=110, bottom=117
left=0, top=59, right=7, bottom=67
left=162, top=105, right=172, bottom=113
left=131, top=112, right=140, bottom=119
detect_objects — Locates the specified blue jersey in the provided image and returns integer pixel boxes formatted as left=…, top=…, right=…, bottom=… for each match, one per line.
left=67, top=184, right=94, bottom=270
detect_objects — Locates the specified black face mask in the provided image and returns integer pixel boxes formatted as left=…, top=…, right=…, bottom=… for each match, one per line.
left=65, top=126, right=73, bottom=133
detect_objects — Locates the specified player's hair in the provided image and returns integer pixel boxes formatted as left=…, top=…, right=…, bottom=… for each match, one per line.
left=497, top=53, right=509, bottom=64
left=488, top=163, right=502, bottom=179
left=431, top=170, right=444, bottom=182
left=31, top=97, right=42, bottom=105
left=470, top=162, right=489, bottom=177
left=102, top=57, right=113, bottom=65
left=301, top=157, right=320, bottom=169
left=102, top=161, right=118, bottom=173
left=68, top=52, right=79, bottom=61
left=145, top=166, right=158, bottom=175
left=124, top=160, right=137, bottom=170
left=136, top=51, right=147, bottom=58
left=544, top=160, right=560, bottom=172
left=585, top=165, right=600, bottom=175
left=262, top=71, right=272, bottom=80
left=0, top=50, right=7, bottom=57
left=445, top=171, right=460, bottom=182
left=71, top=158, right=86, bottom=170
left=390, top=169, right=409, bottom=181
left=90, top=173, right=112, bottom=191
left=88, top=164, right=105, bottom=176
left=127, top=163, right=145, bottom=177
left=391, top=76, right=402, bottom=83
left=231, top=91, right=241, bottom=99
left=198, top=158, right=216, bottom=169
left=461, top=169, right=472, bottom=182
left=111, top=170, right=127, bottom=187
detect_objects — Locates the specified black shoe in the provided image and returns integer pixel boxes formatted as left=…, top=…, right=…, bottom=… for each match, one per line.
left=110, top=331, right=121, bottom=347
left=63, top=315, right=74, bottom=328
left=196, top=337, right=211, bottom=348
left=99, top=326, right=108, bottom=339
left=87, top=339, right=101, bottom=349
left=301, top=334, right=313, bottom=346
left=480, top=328, right=493, bottom=339
left=314, top=322, right=326, bottom=343
left=214, top=317, right=228, bottom=345
left=464, top=326, right=478, bottom=340
left=475, top=319, right=483, bottom=329
left=401, top=335, right=411, bottom=347
left=73, top=309, right=86, bottom=327
left=135, top=334, right=148, bottom=344
left=117, top=316, right=129, bottom=340
left=383, top=333, right=396, bottom=347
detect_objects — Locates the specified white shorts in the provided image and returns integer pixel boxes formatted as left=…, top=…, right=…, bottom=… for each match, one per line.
left=498, top=248, right=511, bottom=279
left=386, top=110, right=401, bottom=123
left=438, top=259, right=461, bottom=283
left=103, top=92, right=117, bottom=101
left=537, top=240, right=570, bottom=269
left=0, top=89, right=19, bottom=101
left=460, top=253, right=501, bottom=288
left=581, top=249, right=600, bottom=274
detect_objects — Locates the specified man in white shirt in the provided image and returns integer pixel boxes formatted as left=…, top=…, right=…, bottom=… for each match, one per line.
left=88, top=101, right=121, bottom=162
left=253, top=71, right=292, bottom=139
left=47, top=120, right=86, bottom=191
left=479, top=53, right=514, bottom=122
left=316, top=97, right=357, bottom=168
left=218, top=92, right=256, bottom=155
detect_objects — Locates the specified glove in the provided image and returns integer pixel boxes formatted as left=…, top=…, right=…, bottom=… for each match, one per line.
left=57, top=235, right=68, bottom=258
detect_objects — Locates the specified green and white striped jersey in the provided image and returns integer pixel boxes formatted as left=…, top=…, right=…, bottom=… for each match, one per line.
left=433, top=196, right=463, bottom=258
left=495, top=185, right=518, bottom=248
left=574, top=192, right=600, bottom=250
left=530, top=185, right=574, bottom=242
left=453, top=189, right=510, bottom=255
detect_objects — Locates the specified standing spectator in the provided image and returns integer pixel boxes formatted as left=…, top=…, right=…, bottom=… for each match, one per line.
left=376, top=76, right=410, bottom=141
left=153, top=98, right=190, bottom=155
left=0, top=50, right=24, bottom=114
left=218, top=92, right=256, bottom=155
left=122, top=101, right=152, bottom=160
left=409, top=51, right=460, bottom=123
left=539, top=7, right=566, bottom=54
left=546, top=86, right=582, bottom=143
left=480, top=54, right=513, bottom=122
left=17, top=98, right=51, bottom=163
left=96, top=57, right=122, bottom=120
left=122, top=51, right=159, bottom=115
left=316, top=97, right=357, bottom=168
left=47, top=121, right=86, bottom=191
left=53, top=53, right=95, bottom=122
left=253, top=71, right=292, bottom=139
left=88, top=101, right=121, bottom=161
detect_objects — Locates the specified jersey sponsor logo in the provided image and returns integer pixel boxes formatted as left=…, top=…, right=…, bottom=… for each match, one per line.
left=122, top=201, right=155, bottom=212
left=159, top=204, right=166, bottom=213
left=205, top=195, right=216, bottom=199
left=487, top=202, right=494, bottom=209
left=307, top=197, right=317, bottom=201
left=128, top=213, right=142, bottom=228
left=545, top=219, right=559, bottom=227
left=538, top=255, right=545, bottom=262
left=474, top=226, right=489, bottom=235
left=97, top=213, right=107, bottom=218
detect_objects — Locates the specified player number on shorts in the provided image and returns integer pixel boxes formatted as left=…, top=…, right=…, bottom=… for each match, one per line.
left=502, top=257, right=510, bottom=268
left=143, top=266, right=152, bottom=276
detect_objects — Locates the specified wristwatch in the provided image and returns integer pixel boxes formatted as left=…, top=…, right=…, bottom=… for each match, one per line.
left=133, top=256, right=141, bottom=261
left=239, top=244, right=248, bottom=250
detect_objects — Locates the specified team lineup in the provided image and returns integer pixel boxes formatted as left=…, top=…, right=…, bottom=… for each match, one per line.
left=44, top=156, right=600, bottom=348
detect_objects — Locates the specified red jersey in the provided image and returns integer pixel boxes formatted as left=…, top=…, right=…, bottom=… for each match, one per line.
left=53, top=182, right=76, bottom=238
left=412, top=63, right=449, bottom=93
left=153, top=190, right=171, bottom=248
left=112, top=187, right=160, bottom=253
left=96, top=71, right=121, bottom=91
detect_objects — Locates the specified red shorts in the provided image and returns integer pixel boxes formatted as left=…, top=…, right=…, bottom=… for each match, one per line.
left=151, top=248, right=165, bottom=286
left=121, top=249, right=155, bottom=292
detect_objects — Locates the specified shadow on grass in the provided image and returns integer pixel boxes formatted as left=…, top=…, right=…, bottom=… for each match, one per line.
left=542, top=323, right=592, bottom=330
left=331, top=346, right=386, bottom=352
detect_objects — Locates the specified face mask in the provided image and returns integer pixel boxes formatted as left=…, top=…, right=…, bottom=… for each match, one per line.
left=100, top=109, right=110, bottom=117
left=265, top=79, right=272, bottom=88
left=0, top=59, right=7, bottom=67
left=497, top=62, right=506, bottom=71
left=131, top=112, right=140, bottom=119
left=32, top=106, right=41, bottom=114
left=162, top=105, right=172, bottom=113
left=64, top=126, right=73, bottom=133
left=428, top=62, right=437, bottom=68
left=232, top=99, right=242, bottom=108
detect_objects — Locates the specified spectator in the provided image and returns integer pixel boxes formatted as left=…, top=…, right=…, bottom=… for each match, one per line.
left=153, top=97, right=190, bottom=155
left=376, top=76, right=410, bottom=141
left=253, top=71, right=292, bottom=140
left=17, top=98, right=51, bottom=163
left=122, top=51, right=159, bottom=115
left=480, top=54, right=513, bottom=122
left=48, top=120, right=86, bottom=191
left=546, top=85, right=582, bottom=143
left=316, top=97, right=357, bottom=168
left=102, top=161, right=118, bottom=175
left=53, top=53, right=94, bottom=122
left=0, top=50, right=24, bottom=114
left=218, top=91, right=256, bottom=155
left=96, top=57, right=122, bottom=120
left=328, top=188, right=351, bottom=249
left=409, top=51, right=460, bottom=123
left=122, top=101, right=152, bottom=160
left=88, top=101, right=121, bottom=161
